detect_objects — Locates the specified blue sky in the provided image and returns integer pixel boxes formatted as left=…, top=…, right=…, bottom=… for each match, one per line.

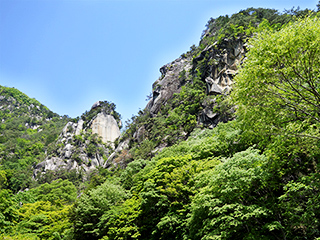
left=0, top=0, right=318, bottom=123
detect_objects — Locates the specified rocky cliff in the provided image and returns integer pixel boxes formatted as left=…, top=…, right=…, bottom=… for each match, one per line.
left=146, top=56, right=193, bottom=116
left=85, top=38, right=244, bottom=172
left=194, top=37, right=246, bottom=127
left=90, top=112, right=120, bottom=144
left=33, top=101, right=121, bottom=179
left=114, top=37, right=246, bottom=161
left=146, top=38, right=244, bottom=126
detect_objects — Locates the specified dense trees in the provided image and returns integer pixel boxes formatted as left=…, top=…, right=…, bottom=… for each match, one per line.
left=229, top=14, right=320, bottom=239
left=70, top=180, right=128, bottom=240
left=0, top=180, right=76, bottom=239
left=231, top=16, right=320, bottom=141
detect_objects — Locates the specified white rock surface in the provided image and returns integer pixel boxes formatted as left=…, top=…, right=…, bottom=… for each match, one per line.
left=90, top=113, right=120, bottom=143
left=44, top=157, right=66, bottom=171
left=64, top=144, right=73, bottom=158
left=75, top=119, right=84, bottom=135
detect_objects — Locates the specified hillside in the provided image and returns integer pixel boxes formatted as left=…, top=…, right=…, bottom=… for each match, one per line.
left=0, top=85, right=69, bottom=191
left=1, top=5, right=320, bottom=240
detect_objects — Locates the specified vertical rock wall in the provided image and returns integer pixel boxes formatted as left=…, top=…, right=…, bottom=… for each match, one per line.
left=90, top=112, right=120, bottom=143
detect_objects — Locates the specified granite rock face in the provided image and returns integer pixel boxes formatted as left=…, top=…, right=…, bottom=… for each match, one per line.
left=145, top=38, right=244, bottom=125
left=193, top=38, right=245, bottom=95
left=146, top=56, right=192, bottom=116
left=90, top=112, right=120, bottom=143
left=194, top=38, right=245, bottom=127
left=117, top=37, right=245, bottom=160
left=75, top=119, right=84, bottom=135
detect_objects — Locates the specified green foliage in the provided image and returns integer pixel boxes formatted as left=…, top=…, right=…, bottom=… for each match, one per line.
left=137, top=155, right=214, bottom=239
left=226, top=14, right=320, bottom=240
left=31, top=179, right=77, bottom=204
left=279, top=173, right=320, bottom=238
left=98, top=196, right=141, bottom=240
left=0, top=189, right=18, bottom=233
left=188, top=148, right=280, bottom=239
left=154, top=120, right=244, bottom=161
left=131, top=140, right=155, bottom=160
left=231, top=16, right=320, bottom=142
left=0, top=180, right=77, bottom=239
left=13, top=201, right=73, bottom=240
left=70, top=180, right=128, bottom=240
left=120, top=159, right=147, bottom=189
left=0, top=86, right=48, bottom=113
left=0, top=169, right=7, bottom=189
left=0, top=94, right=68, bottom=193
left=36, top=169, right=84, bottom=190
left=199, top=7, right=313, bottom=52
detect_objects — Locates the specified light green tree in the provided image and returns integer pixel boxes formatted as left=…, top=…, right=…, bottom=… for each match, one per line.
left=231, top=16, right=320, bottom=141
left=32, top=179, right=77, bottom=204
left=14, top=201, right=72, bottom=239
left=188, top=148, right=281, bottom=239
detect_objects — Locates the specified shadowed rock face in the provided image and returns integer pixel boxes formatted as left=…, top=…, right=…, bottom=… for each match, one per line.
left=193, top=38, right=246, bottom=95
left=90, top=112, right=120, bottom=143
left=145, top=38, right=245, bottom=120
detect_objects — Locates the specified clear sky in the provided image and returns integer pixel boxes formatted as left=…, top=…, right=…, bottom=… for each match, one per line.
left=0, top=0, right=318, bottom=123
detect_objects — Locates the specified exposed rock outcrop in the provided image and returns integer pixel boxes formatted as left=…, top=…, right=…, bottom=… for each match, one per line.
left=146, top=56, right=192, bottom=116
left=33, top=104, right=121, bottom=179
left=193, top=38, right=245, bottom=95
left=90, top=112, right=120, bottom=144
left=104, top=139, right=130, bottom=168
left=194, top=38, right=245, bottom=127
left=145, top=38, right=244, bottom=127
left=114, top=37, right=245, bottom=162
left=75, top=119, right=84, bottom=135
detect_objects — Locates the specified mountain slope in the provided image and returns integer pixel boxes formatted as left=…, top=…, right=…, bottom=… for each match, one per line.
left=1, top=6, right=320, bottom=240
left=114, top=7, right=301, bottom=164
left=0, top=85, right=69, bottom=191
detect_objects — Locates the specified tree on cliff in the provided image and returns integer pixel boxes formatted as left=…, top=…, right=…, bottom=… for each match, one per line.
left=231, top=15, right=320, bottom=141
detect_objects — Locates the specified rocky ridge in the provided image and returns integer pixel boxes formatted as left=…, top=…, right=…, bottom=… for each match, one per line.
left=0, top=85, right=61, bottom=130
left=146, top=56, right=193, bottom=116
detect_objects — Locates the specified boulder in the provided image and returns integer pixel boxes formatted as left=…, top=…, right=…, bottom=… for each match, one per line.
left=205, top=77, right=222, bottom=95
left=44, top=157, right=66, bottom=171
left=91, top=101, right=101, bottom=109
